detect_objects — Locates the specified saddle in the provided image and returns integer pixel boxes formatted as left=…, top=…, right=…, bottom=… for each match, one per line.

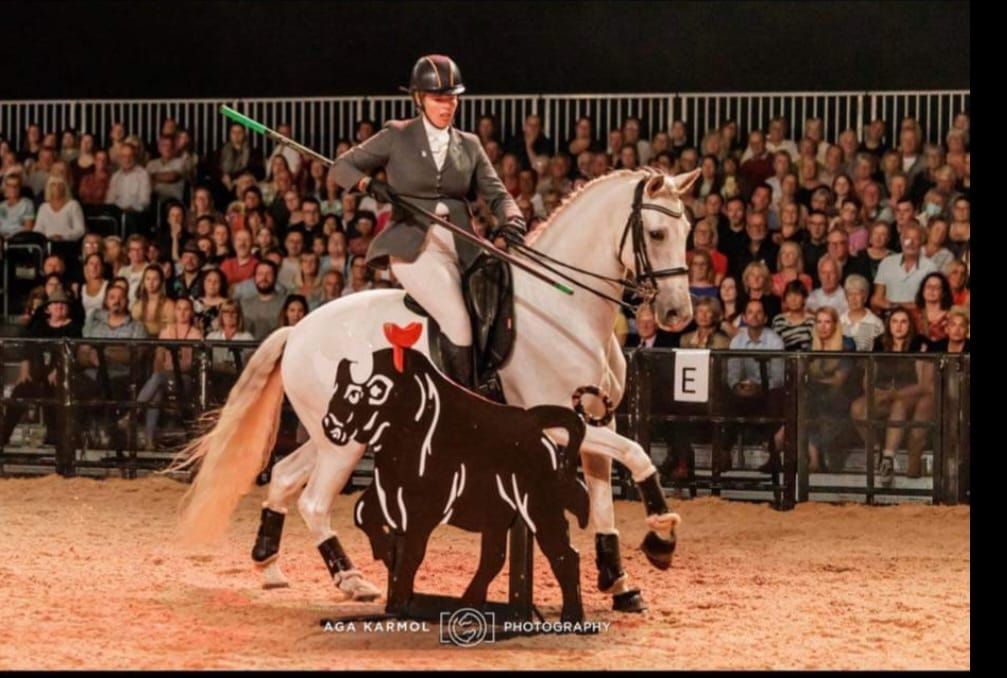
left=403, top=252, right=516, bottom=403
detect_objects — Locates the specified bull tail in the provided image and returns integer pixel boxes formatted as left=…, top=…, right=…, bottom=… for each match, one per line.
left=528, top=405, right=590, bottom=529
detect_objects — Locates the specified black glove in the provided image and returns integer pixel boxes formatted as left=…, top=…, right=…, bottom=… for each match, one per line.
left=494, top=217, right=526, bottom=245
left=365, top=178, right=394, bottom=204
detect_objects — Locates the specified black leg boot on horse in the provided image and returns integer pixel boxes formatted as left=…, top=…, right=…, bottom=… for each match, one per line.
left=251, top=506, right=290, bottom=589
left=595, top=532, right=646, bottom=612
left=319, top=535, right=382, bottom=602
left=638, top=472, right=680, bottom=570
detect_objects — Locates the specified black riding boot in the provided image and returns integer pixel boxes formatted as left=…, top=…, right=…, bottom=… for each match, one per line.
left=440, top=338, right=475, bottom=390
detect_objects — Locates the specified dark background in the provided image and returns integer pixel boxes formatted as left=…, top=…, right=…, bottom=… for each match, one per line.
left=5, top=0, right=968, bottom=99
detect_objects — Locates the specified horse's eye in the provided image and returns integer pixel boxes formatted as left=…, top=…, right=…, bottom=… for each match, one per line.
left=345, top=385, right=363, bottom=404
left=649, top=229, right=666, bottom=241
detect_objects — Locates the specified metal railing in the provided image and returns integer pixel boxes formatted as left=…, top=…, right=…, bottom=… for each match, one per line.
left=676, top=92, right=866, bottom=148
left=628, top=349, right=970, bottom=508
left=2, top=90, right=969, bottom=159
left=0, top=337, right=970, bottom=507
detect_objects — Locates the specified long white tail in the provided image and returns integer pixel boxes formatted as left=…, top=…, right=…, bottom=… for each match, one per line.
left=167, top=327, right=293, bottom=544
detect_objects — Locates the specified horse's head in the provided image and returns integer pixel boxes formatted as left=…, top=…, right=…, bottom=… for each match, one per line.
left=618, top=169, right=700, bottom=330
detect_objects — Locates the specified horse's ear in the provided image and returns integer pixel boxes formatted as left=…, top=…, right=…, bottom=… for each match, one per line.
left=671, top=168, right=702, bottom=196
left=645, top=174, right=667, bottom=199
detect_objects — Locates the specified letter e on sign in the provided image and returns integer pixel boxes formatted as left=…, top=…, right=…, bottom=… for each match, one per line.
left=673, top=349, right=709, bottom=403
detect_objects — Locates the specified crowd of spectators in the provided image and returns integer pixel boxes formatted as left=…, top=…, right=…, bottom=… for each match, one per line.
left=0, top=109, right=971, bottom=477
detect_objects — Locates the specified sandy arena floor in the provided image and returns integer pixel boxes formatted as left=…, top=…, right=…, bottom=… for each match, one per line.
left=0, top=475, right=969, bottom=669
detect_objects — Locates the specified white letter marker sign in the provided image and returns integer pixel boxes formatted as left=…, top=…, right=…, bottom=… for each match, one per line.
left=673, top=349, right=710, bottom=403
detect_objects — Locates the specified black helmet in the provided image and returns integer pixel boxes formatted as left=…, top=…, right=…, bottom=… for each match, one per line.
left=401, top=55, right=465, bottom=95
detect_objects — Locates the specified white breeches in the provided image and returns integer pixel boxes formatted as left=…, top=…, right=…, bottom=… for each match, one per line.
left=390, top=223, right=472, bottom=346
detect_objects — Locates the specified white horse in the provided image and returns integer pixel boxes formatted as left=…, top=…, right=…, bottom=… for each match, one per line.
left=173, top=167, right=699, bottom=610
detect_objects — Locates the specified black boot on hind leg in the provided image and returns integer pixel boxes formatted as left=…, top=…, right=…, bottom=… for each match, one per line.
left=638, top=471, right=680, bottom=570
left=251, top=506, right=286, bottom=564
left=251, top=506, right=290, bottom=589
left=595, top=533, right=646, bottom=613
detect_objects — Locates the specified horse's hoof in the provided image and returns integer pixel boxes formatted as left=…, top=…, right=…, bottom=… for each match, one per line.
left=612, top=588, right=646, bottom=613
left=258, top=559, right=289, bottom=589
left=336, top=570, right=383, bottom=602
left=641, top=530, right=676, bottom=570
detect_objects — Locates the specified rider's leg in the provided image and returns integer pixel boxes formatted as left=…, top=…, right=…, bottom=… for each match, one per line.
left=390, top=225, right=473, bottom=387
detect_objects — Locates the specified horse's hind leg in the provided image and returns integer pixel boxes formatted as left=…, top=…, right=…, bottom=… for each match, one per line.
left=252, top=440, right=317, bottom=588
left=461, top=521, right=510, bottom=608
left=297, top=439, right=381, bottom=602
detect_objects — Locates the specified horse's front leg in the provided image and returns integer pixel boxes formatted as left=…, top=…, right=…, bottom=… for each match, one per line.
left=252, top=440, right=317, bottom=588
left=580, top=425, right=681, bottom=570
left=297, top=439, right=381, bottom=602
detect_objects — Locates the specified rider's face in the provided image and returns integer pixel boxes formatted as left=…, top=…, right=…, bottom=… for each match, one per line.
left=421, top=94, right=458, bottom=129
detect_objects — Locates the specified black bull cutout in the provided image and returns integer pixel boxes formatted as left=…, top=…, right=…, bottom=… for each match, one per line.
left=322, top=322, right=589, bottom=622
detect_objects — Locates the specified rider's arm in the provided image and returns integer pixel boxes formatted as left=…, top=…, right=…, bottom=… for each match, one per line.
left=470, top=138, right=523, bottom=230
left=330, top=125, right=394, bottom=192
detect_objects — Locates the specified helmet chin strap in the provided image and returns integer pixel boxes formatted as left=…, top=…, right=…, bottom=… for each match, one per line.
left=424, top=113, right=449, bottom=130
left=416, top=94, right=451, bottom=129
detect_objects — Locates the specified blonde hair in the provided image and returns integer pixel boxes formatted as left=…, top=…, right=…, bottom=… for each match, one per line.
left=948, top=304, right=970, bottom=327
left=218, top=299, right=246, bottom=332
left=742, top=261, right=772, bottom=295
left=811, top=306, right=843, bottom=351
left=776, top=241, right=804, bottom=274
left=43, top=175, right=69, bottom=203
left=694, top=296, right=723, bottom=325
left=688, top=249, right=716, bottom=284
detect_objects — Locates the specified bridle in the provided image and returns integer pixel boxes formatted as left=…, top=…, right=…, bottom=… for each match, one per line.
left=507, top=176, right=690, bottom=311
left=617, top=177, right=690, bottom=304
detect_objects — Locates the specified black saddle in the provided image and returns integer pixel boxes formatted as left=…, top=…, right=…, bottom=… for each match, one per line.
left=403, top=252, right=516, bottom=403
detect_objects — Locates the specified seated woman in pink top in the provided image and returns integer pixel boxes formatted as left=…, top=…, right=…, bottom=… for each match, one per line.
left=771, top=241, right=813, bottom=297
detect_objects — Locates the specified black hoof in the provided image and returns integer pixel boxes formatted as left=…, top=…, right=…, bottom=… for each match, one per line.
left=641, top=530, right=676, bottom=570
left=612, top=588, right=646, bottom=613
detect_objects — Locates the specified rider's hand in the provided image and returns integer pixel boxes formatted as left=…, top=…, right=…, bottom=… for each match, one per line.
left=365, top=178, right=394, bottom=204
left=493, top=217, right=526, bottom=250
left=497, top=216, right=523, bottom=248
